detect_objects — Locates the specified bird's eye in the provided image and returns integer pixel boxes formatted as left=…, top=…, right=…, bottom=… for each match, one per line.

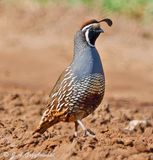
left=89, top=28, right=94, bottom=32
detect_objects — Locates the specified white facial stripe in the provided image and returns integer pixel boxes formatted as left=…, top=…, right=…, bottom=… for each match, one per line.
left=85, top=29, right=95, bottom=47
left=82, top=24, right=93, bottom=32
left=82, top=22, right=100, bottom=32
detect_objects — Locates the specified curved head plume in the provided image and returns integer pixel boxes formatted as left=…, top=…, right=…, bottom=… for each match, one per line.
left=80, top=18, right=112, bottom=47
left=97, top=18, right=113, bottom=27
left=81, top=18, right=112, bottom=31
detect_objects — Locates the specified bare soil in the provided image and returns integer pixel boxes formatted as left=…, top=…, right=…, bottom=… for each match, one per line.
left=0, top=2, right=153, bottom=160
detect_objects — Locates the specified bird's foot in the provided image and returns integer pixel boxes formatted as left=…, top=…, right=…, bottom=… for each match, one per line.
left=74, top=131, right=78, bottom=137
left=44, top=130, right=53, bottom=139
left=84, top=129, right=96, bottom=137
left=32, top=130, right=52, bottom=140
left=32, top=132, right=42, bottom=138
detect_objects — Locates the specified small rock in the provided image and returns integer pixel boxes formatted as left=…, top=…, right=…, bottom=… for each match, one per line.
left=124, top=138, right=133, bottom=147
left=116, top=155, right=125, bottom=160
left=148, top=144, right=153, bottom=152
left=4, top=93, right=20, bottom=102
left=100, top=126, right=109, bottom=133
left=115, top=138, right=124, bottom=145
left=0, top=105, right=5, bottom=111
left=29, top=96, right=41, bottom=105
left=144, top=127, right=153, bottom=137
left=149, top=155, right=153, bottom=160
left=0, top=121, right=4, bottom=127
left=102, top=104, right=111, bottom=113
left=13, top=100, right=23, bottom=107
left=134, top=141, right=148, bottom=152
left=124, top=120, right=148, bottom=132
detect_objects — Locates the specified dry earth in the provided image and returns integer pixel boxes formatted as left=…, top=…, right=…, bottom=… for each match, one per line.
left=0, top=2, right=153, bottom=160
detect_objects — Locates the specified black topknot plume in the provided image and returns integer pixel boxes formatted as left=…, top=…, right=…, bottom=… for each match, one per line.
left=98, top=18, right=113, bottom=27
left=80, top=18, right=113, bottom=30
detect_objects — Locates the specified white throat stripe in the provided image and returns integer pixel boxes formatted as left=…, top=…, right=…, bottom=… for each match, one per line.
left=85, top=29, right=95, bottom=47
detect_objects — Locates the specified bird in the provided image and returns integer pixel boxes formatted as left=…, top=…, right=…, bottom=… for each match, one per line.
left=33, top=18, right=112, bottom=137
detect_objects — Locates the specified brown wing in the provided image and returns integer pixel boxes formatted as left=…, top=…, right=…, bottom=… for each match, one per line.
left=49, top=68, right=69, bottom=98
left=40, top=66, right=76, bottom=124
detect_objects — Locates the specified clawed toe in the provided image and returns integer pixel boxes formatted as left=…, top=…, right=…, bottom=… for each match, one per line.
left=74, top=131, right=78, bottom=137
left=84, top=129, right=96, bottom=137
left=33, top=130, right=52, bottom=139
left=44, top=130, right=53, bottom=139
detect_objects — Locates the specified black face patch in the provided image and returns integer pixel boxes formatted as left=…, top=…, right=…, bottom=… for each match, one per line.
left=88, top=28, right=101, bottom=46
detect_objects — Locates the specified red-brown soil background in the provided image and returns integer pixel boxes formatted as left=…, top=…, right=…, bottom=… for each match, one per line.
left=0, top=2, right=153, bottom=160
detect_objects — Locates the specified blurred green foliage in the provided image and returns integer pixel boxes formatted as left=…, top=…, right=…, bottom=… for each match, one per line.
left=36, top=0, right=153, bottom=19
left=6, top=0, right=153, bottom=20
left=76, top=0, right=152, bottom=20
left=34, top=0, right=51, bottom=5
left=102, top=0, right=153, bottom=20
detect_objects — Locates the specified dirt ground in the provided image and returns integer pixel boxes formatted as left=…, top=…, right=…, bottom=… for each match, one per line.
left=0, top=2, right=153, bottom=160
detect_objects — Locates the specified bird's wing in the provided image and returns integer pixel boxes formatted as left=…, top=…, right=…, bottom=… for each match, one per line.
left=40, top=66, right=76, bottom=123
left=49, top=67, right=69, bottom=99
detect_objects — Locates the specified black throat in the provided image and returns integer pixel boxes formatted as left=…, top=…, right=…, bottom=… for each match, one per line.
left=88, top=30, right=101, bottom=46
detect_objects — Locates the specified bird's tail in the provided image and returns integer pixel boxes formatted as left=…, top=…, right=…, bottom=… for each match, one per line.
left=33, top=119, right=58, bottom=135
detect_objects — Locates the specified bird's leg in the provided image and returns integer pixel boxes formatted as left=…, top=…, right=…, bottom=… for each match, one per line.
left=77, top=120, right=95, bottom=137
left=74, top=121, right=78, bottom=137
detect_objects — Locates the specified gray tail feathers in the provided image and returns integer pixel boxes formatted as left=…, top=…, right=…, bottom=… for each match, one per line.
left=33, top=119, right=58, bottom=135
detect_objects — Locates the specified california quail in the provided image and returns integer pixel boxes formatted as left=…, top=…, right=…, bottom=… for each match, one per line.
left=33, top=18, right=112, bottom=136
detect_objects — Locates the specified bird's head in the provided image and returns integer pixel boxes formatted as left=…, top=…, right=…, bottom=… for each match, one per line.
left=80, top=18, right=112, bottom=47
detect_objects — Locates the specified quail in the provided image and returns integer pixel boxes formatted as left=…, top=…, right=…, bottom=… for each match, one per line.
left=33, top=18, right=112, bottom=137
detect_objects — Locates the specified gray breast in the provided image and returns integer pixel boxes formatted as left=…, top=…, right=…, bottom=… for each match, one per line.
left=71, top=46, right=104, bottom=80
